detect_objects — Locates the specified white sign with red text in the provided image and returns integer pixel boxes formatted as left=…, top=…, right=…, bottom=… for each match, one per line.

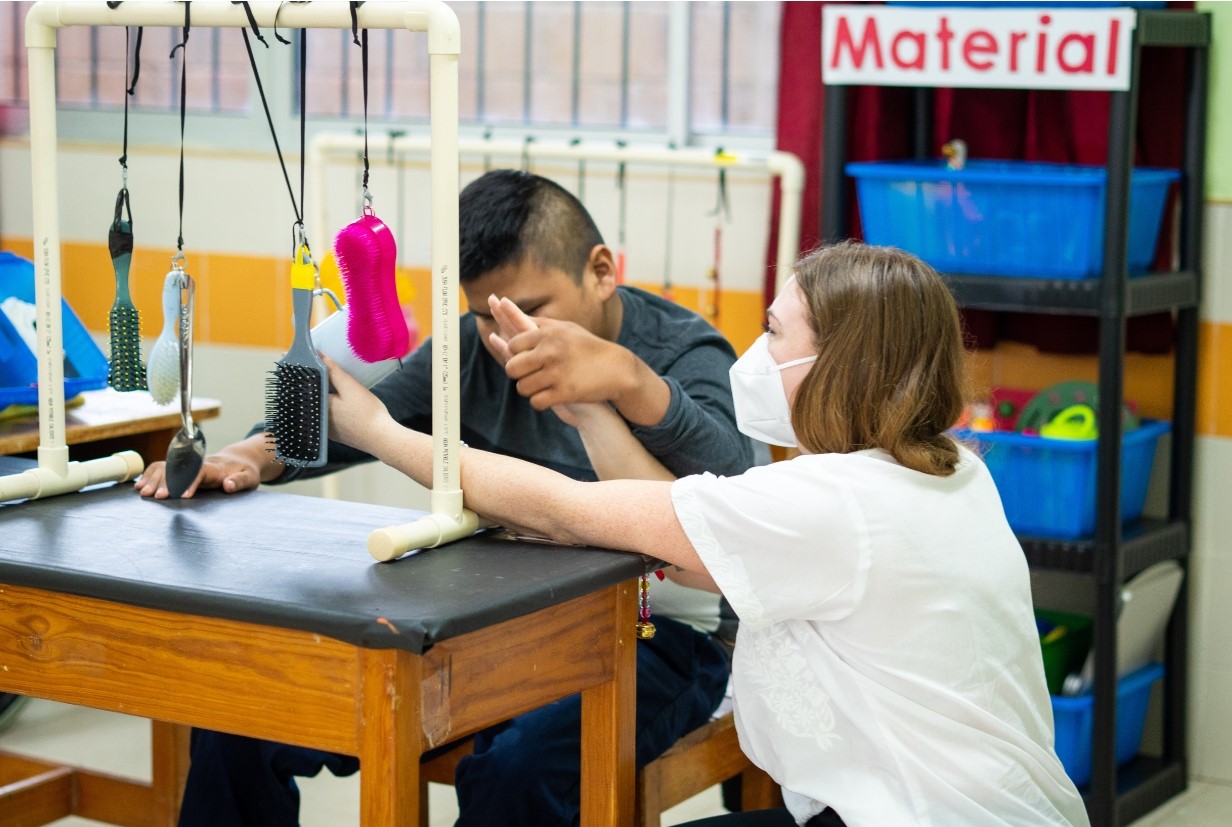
left=821, top=5, right=1137, bottom=91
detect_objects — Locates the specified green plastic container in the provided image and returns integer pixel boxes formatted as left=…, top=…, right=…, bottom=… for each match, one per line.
left=1036, top=609, right=1092, bottom=695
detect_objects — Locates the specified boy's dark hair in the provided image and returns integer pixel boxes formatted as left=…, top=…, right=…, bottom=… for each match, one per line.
left=459, top=169, right=604, bottom=284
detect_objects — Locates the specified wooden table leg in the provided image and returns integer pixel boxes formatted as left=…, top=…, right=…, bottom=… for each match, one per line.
left=151, top=721, right=191, bottom=827
left=580, top=580, right=637, bottom=827
left=358, top=648, right=423, bottom=827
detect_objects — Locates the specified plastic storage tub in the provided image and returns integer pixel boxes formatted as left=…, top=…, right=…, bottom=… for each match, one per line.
left=0, top=251, right=108, bottom=408
left=1036, top=609, right=1093, bottom=696
left=1051, top=662, right=1163, bottom=788
left=953, top=419, right=1169, bottom=538
left=846, top=160, right=1179, bottom=279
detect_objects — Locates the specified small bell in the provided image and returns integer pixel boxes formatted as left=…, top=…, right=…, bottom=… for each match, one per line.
left=636, top=572, right=656, bottom=639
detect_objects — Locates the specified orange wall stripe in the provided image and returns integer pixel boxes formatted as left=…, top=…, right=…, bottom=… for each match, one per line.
left=9, top=238, right=1231, bottom=438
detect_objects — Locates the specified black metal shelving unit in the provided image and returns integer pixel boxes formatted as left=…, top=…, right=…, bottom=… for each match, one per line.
left=820, top=10, right=1210, bottom=827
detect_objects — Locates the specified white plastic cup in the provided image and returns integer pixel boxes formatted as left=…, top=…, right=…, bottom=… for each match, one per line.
left=310, top=305, right=401, bottom=389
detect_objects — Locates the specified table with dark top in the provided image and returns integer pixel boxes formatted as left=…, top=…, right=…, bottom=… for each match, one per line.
left=0, top=455, right=643, bottom=826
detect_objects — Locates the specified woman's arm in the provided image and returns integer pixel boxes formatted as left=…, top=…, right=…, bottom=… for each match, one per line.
left=326, top=356, right=710, bottom=576
left=555, top=402, right=676, bottom=482
left=558, top=402, right=718, bottom=591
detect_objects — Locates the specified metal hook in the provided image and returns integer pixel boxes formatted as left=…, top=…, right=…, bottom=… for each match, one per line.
left=171, top=250, right=187, bottom=285
left=314, top=286, right=343, bottom=312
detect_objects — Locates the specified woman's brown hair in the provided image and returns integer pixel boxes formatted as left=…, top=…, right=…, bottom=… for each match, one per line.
left=790, top=241, right=965, bottom=476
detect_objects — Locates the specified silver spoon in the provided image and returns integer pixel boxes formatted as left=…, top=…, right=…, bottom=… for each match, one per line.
left=163, top=256, right=205, bottom=498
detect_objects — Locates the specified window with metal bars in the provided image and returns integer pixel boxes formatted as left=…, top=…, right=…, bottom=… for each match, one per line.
left=0, top=2, right=251, bottom=114
left=0, top=2, right=780, bottom=145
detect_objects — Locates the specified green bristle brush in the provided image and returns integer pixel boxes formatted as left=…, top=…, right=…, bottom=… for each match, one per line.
left=107, top=189, right=146, bottom=392
left=265, top=244, right=329, bottom=468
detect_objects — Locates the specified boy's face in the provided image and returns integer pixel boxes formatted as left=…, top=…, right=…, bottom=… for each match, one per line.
left=463, top=247, right=616, bottom=364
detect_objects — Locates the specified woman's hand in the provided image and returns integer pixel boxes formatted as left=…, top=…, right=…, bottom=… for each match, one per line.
left=552, top=400, right=619, bottom=430
left=324, top=355, right=395, bottom=455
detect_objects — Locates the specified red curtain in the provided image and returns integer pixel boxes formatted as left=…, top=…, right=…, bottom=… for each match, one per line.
left=767, top=1, right=1190, bottom=354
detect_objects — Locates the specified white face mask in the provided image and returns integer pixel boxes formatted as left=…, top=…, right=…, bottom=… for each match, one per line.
left=729, top=333, right=817, bottom=448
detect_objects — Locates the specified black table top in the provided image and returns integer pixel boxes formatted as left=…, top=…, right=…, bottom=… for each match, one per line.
left=0, top=456, right=646, bottom=654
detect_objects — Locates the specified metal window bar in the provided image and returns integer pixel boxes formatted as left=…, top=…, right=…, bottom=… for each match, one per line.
left=522, top=1, right=531, bottom=124
left=571, top=0, right=580, bottom=127
left=620, top=1, right=629, bottom=129
left=475, top=2, right=484, bottom=121
left=720, top=2, right=730, bottom=130
left=288, top=1, right=763, bottom=138
left=385, top=28, right=394, bottom=118
left=8, top=4, right=20, bottom=101
left=88, top=25, right=97, bottom=104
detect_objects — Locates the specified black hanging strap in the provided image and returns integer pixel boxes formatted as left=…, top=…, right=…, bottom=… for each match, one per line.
left=351, top=2, right=370, bottom=195
left=118, top=25, right=143, bottom=175
left=171, top=3, right=190, bottom=252
left=298, top=28, right=307, bottom=238
left=234, top=1, right=269, bottom=48
left=126, top=26, right=143, bottom=94
left=170, top=3, right=190, bottom=57
left=272, top=0, right=291, bottom=46
left=349, top=1, right=363, bottom=46
left=240, top=27, right=299, bottom=227
left=110, top=188, right=133, bottom=261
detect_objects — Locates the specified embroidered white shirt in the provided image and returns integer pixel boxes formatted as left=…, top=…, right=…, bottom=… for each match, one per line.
left=670, top=445, right=1089, bottom=827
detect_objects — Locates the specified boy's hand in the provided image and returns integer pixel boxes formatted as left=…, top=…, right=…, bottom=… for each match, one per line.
left=136, top=447, right=266, bottom=499
left=486, top=299, right=612, bottom=430
left=489, top=295, right=665, bottom=422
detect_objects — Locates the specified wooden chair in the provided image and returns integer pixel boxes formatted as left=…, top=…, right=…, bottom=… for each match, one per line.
left=418, top=710, right=782, bottom=827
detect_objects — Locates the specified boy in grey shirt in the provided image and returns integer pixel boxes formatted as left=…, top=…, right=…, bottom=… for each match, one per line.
left=139, top=169, right=752, bottom=827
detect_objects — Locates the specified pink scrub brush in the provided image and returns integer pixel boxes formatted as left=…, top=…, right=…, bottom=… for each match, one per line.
left=332, top=206, right=408, bottom=363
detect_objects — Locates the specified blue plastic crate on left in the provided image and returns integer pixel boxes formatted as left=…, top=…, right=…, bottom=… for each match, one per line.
left=0, top=251, right=109, bottom=409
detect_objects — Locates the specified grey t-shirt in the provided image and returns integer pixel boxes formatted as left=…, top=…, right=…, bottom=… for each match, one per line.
left=277, top=285, right=754, bottom=632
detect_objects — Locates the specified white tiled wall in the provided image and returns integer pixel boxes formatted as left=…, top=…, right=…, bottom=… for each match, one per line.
left=1190, top=434, right=1232, bottom=782
left=1188, top=202, right=1232, bottom=784
left=1201, top=203, right=1232, bottom=324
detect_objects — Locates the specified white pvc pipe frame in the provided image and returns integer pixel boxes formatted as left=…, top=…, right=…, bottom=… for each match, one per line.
left=2, top=1, right=484, bottom=565
left=307, top=133, right=805, bottom=295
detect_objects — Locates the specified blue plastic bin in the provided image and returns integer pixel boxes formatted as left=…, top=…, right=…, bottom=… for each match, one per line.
left=953, top=419, right=1169, bottom=538
left=0, top=251, right=109, bottom=408
left=1051, top=662, right=1163, bottom=788
left=846, top=160, right=1179, bottom=279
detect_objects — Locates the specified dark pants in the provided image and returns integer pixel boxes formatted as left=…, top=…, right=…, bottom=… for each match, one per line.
left=678, top=808, right=846, bottom=827
left=178, top=615, right=729, bottom=827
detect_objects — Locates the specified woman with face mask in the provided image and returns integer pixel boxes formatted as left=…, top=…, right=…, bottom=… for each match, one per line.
left=325, top=241, right=1089, bottom=827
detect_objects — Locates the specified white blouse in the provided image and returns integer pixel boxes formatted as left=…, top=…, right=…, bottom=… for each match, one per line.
left=671, top=445, right=1089, bottom=827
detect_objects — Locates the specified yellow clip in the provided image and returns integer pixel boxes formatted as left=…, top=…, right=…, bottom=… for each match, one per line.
left=291, top=244, right=315, bottom=291
left=714, top=149, right=740, bottom=166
